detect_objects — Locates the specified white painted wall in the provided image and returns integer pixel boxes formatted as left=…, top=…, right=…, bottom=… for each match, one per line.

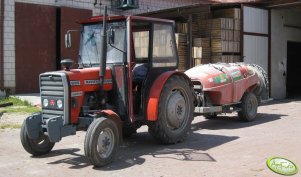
left=271, top=9, right=301, bottom=99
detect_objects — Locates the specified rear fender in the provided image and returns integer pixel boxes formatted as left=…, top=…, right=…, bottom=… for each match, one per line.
left=146, top=71, right=193, bottom=121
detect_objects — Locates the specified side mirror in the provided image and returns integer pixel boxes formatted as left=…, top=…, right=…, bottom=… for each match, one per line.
left=65, top=32, right=72, bottom=48
left=108, top=28, right=115, bottom=44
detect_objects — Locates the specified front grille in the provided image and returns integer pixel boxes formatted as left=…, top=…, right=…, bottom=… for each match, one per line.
left=40, top=73, right=68, bottom=124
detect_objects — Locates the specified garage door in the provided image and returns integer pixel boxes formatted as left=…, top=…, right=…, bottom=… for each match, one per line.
left=15, top=3, right=57, bottom=93
left=243, top=6, right=269, bottom=73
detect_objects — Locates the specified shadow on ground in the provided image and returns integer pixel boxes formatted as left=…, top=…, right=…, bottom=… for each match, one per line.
left=30, top=112, right=286, bottom=170
left=33, top=148, right=89, bottom=169
left=192, top=113, right=287, bottom=131
left=41, top=131, right=238, bottom=170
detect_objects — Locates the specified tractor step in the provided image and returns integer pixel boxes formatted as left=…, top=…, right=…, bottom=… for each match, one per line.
left=194, top=106, right=222, bottom=113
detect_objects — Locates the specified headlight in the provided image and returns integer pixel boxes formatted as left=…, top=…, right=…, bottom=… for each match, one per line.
left=43, top=99, right=49, bottom=107
left=57, top=99, right=63, bottom=108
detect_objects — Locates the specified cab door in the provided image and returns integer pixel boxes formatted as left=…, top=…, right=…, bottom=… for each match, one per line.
left=142, top=22, right=178, bottom=117
left=129, top=19, right=178, bottom=120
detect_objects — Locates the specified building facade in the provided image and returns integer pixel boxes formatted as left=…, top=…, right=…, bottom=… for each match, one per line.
left=0, top=0, right=201, bottom=93
left=1, top=0, right=301, bottom=99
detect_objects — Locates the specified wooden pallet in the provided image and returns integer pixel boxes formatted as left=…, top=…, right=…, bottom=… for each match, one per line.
left=210, top=18, right=234, bottom=30
left=194, top=58, right=211, bottom=65
left=234, top=19, right=241, bottom=30
left=176, top=23, right=188, bottom=34
left=191, top=12, right=212, bottom=37
left=211, top=29, right=234, bottom=41
left=175, top=33, right=188, bottom=71
left=192, top=47, right=202, bottom=59
left=192, top=38, right=211, bottom=65
left=234, top=30, right=240, bottom=42
left=211, top=39, right=240, bottom=53
left=213, top=8, right=241, bottom=19
left=211, top=55, right=241, bottom=63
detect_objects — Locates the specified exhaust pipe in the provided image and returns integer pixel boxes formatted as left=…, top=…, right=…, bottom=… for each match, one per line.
left=99, top=6, right=107, bottom=87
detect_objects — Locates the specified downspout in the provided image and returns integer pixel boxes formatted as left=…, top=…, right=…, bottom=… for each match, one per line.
left=0, top=0, right=4, bottom=89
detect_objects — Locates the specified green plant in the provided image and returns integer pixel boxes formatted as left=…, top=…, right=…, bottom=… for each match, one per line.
left=0, top=123, right=21, bottom=129
left=0, top=97, right=41, bottom=114
left=0, top=96, right=32, bottom=106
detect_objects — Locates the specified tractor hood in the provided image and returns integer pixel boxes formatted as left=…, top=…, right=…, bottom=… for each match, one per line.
left=65, top=67, right=113, bottom=92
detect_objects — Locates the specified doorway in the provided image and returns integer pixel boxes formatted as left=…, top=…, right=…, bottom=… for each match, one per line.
left=287, top=41, right=301, bottom=98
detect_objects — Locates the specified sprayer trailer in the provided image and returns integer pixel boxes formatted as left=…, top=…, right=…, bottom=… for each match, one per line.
left=20, top=9, right=269, bottom=167
left=186, top=63, right=269, bottom=121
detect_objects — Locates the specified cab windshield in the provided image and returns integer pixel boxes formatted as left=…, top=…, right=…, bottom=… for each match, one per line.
left=79, top=21, right=126, bottom=67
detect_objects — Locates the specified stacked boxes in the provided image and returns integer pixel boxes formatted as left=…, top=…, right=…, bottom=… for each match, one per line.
left=175, top=33, right=188, bottom=71
left=211, top=8, right=241, bottom=63
left=193, top=38, right=211, bottom=65
left=175, top=8, right=242, bottom=69
left=190, top=8, right=241, bottom=65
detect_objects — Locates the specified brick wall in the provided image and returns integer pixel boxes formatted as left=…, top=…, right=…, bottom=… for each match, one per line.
left=2, top=0, right=201, bottom=93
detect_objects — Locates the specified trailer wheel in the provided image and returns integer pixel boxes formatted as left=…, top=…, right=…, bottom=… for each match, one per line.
left=84, top=117, right=119, bottom=167
left=20, top=121, right=55, bottom=156
left=249, top=64, right=269, bottom=101
left=238, top=92, right=258, bottom=121
left=148, top=75, right=194, bottom=144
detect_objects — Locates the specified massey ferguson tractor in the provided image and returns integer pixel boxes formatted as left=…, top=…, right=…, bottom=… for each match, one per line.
left=20, top=7, right=269, bottom=167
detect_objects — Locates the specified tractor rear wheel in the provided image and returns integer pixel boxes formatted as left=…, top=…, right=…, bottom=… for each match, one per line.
left=84, top=117, right=119, bottom=167
left=238, top=92, right=258, bottom=121
left=20, top=121, right=55, bottom=156
left=148, top=75, right=194, bottom=144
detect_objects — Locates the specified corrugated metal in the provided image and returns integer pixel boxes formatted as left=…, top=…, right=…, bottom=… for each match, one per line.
left=243, top=6, right=268, bottom=34
left=243, top=35, right=268, bottom=72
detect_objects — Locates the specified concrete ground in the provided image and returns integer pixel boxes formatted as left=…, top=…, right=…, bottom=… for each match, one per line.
left=0, top=99, right=300, bottom=177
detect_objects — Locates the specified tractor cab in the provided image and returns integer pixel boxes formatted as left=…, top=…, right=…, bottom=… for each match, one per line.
left=77, top=16, right=179, bottom=123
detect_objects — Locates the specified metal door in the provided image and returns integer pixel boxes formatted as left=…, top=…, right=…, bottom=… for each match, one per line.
left=15, top=2, right=57, bottom=93
left=243, top=6, right=269, bottom=73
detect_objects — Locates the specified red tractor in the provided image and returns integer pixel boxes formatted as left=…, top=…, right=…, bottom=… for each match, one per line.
left=20, top=7, right=269, bottom=167
left=21, top=8, right=195, bottom=167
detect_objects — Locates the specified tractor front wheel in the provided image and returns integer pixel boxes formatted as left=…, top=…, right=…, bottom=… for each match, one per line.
left=84, top=117, right=119, bottom=167
left=148, top=75, right=194, bottom=144
left=20, top=121, right=55, bottom=156
left=238, top=92, right=258, bottom=121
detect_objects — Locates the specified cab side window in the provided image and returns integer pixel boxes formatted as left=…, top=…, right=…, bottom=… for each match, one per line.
left=152, top=23, right=177, bottom=67
left=133, top=31, right=149, bottom=61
